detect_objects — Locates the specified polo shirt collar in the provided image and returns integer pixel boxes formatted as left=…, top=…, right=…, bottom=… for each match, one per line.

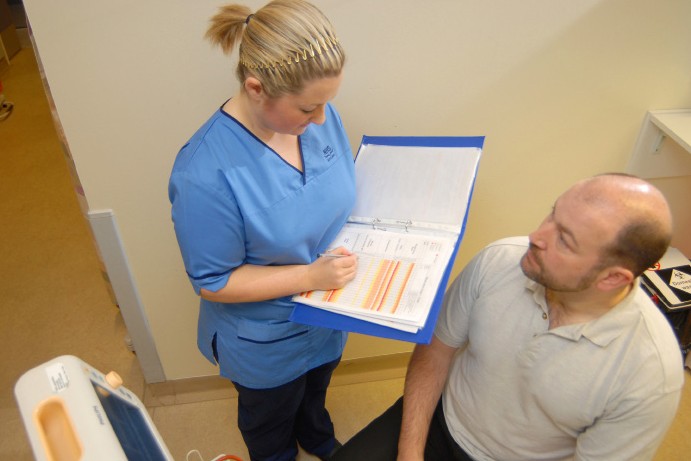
left=525, top=279, right=641, bottom=347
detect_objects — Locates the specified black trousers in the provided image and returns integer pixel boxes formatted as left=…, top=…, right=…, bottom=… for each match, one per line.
left=331, top=397, right=474, bottom=461
left=232, top=358, right=340, bottom=461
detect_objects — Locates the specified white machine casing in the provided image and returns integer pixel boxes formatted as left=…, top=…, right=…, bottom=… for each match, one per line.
left=14, top=355, right=173, bottom=461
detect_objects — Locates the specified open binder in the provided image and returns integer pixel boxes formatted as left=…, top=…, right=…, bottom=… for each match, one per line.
left=290, top=135, right=484, bottom=343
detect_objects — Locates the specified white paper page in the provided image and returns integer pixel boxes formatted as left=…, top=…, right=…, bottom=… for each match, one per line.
left=294, top=224, right=456, bottom=326
left=350, top=144, right=481, bottom=227
left=312, top=305, right=420, bottom=333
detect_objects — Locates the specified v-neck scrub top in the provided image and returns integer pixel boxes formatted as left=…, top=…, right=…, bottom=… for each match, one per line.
left=169, top=102, right=356, bottom=388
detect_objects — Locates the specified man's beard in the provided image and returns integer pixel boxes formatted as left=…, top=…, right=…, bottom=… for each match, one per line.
left=520, top=246, right=599, bottom=292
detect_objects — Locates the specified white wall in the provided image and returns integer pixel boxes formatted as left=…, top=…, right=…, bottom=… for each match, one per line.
left=22, top=0, right=691, bottom=380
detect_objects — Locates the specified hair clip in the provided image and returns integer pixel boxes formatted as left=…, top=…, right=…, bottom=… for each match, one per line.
left=241, top=36, right=339, bottom=70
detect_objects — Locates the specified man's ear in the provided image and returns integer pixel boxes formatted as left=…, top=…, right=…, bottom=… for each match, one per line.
left=596, top=266, right=635, bottom=292
left=244, top=77, right=264, bottom=102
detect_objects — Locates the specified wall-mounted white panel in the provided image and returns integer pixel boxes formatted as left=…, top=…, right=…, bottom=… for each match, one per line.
left=88, top=210, right=166, bottom=383
left=627, top=110, right=691, bottom=179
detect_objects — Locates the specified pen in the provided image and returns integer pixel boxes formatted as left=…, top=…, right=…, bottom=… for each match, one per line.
left=317, top=253, right=348, bottom=258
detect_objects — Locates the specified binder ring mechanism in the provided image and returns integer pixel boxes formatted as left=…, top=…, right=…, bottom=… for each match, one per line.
left=396, top=220, right=413, bottom=232
left=370, top=218, right=413, bottom=232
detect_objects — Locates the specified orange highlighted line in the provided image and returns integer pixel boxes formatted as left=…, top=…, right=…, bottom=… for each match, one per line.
left=363, top=259, right=391, bottom=311
left=376, top=261, right=401, bottom=312
left=390, top=263, right=415, bottom=313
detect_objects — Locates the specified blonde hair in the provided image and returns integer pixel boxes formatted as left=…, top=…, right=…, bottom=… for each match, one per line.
left=205, top=0, right=345, bottom=98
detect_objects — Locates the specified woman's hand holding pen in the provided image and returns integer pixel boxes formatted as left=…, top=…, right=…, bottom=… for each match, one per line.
left=308, top=247, right=357, bottom=290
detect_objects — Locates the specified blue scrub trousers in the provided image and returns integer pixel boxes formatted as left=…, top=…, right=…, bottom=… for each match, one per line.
left=232, top=358, right=340, bottom=461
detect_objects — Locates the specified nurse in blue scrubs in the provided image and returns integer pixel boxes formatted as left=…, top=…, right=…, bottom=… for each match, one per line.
left=168, top=2, right=357, bottom=460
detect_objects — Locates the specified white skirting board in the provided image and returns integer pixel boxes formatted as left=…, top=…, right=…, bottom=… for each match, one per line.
left=87, top=209, right=166, bottom=383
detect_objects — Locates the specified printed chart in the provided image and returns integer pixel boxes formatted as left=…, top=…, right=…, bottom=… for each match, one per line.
left=302, top=254, right=415, bottom=315
left=296, top=225, right=457, bottom=331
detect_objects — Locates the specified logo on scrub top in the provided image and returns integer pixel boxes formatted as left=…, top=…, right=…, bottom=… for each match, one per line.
left=322, top=145, right=335, bottom=161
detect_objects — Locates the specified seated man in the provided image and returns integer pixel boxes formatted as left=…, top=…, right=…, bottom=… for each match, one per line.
left=331, top=173, right=684, bottom=461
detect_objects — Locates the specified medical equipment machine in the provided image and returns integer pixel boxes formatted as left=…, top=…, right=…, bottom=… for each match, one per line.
left=15, top=355, right=174, bottom=461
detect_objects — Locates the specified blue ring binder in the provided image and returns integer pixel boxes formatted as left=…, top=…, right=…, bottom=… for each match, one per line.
left=290, top=135, right=484, bottom=343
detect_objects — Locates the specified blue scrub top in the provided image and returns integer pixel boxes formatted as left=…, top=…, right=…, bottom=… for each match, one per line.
left=169, top=103, right=356, bottom=388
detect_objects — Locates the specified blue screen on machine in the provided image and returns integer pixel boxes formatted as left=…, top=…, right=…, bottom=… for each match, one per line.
left=91, top=382, right=167, bottom=461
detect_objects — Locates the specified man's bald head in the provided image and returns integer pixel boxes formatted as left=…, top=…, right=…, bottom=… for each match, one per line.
left=567, top=173, right=673, bottom=276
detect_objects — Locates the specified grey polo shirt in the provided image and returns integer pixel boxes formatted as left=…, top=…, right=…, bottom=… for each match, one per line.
left=435, top=237, right=683, bottom=461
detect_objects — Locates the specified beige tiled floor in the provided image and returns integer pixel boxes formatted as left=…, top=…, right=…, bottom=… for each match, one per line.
left=1, top=47, right=689, bottom=461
